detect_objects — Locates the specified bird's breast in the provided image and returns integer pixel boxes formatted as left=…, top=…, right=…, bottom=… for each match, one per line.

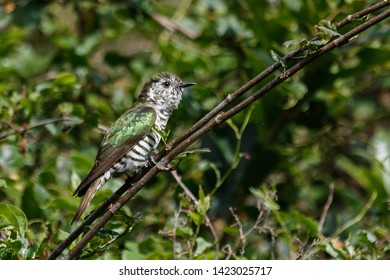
left=111, top=130, right=161, bottom=177
left=110, top=109, right=171, bottom=177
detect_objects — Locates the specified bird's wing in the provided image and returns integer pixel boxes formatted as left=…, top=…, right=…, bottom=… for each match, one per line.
left=73, top=105, right=156, bottom=197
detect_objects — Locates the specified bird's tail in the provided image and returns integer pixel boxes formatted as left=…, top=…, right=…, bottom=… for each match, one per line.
left=71, top=176, right=104, bottom=224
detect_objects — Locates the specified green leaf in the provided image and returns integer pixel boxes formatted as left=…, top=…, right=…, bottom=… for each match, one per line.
left=371, top=129, right=390, bottom=195
left=0, top=179, right=7, bottom=190
left=58, top=102, right=74, bottom=114
left=175, top=148, right=211, bottom=160
left=282, top=80, right=308, bottom=109
left=121, top=250, right=146, bottom=260
left=223, top=225, right=239, bottom=238
left=188, top=211, right=202, bottom=226
left=21, top=184, right=46, bottom=220
left=152, top=126, right=170, bottom=145
left=250, top=187, right=280, bottom=211
left=290, top=211, right=319, bottom=237
left=281, top=0, right=302, bottom=12
left=71, top=170, right=81, bottom=190
left=175, top=226, right=193, bottom=239
left=283, top=38, right=307, bottom=48
left=52, top=72, right=77, bottom=86
left=194, top=237, right=213, bottom=257
left=18, top=236, right=35, bottom=259
left=3, top=45, right=52, bottom=77
left=336, top=156, right=383, bottom=193
left=270, top=50, right=287, bottom=68
left=316, top=20, right=340, bottom=38
left=197, top=185, right=210, bottom=216
left=0, top=203, right=28, bottom=237
left=305, top=39, right=328, bottom=50
left=5, top=238, right=24, bottom=258
left=209, top=163, right=221, bottom=186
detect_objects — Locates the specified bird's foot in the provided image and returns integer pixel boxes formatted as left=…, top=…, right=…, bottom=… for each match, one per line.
left=146, top=155, right=176, bottom=171
left=108, top=204, right=115, bottom=214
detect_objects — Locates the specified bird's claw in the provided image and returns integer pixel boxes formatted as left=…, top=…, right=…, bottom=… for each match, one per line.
left=159, top=164, right=176, bottom=172
left=146, top=155, right=176, bottom=171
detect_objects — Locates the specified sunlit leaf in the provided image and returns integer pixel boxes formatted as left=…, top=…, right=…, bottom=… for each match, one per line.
left=194, top=237, right=213, bottom=257
left=0, top=203, right=28, bottom=237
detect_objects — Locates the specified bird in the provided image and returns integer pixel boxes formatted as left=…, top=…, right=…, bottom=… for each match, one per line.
left=71, top=72, right=195, bottom=224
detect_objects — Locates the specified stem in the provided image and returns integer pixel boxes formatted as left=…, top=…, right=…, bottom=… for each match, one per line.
left=318, top=183, right=335, bottom=234
left=333, top=191, right=377, bottom=237
left=0, top=116, right=72, bottom=139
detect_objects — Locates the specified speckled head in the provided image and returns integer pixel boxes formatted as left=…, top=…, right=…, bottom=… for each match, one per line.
left=138, top=72, right=195, bottom=113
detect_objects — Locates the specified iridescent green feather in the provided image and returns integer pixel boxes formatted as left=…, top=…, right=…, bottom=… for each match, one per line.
left=97, top=106, right=156, bottom=159
left=73, top=105, right=156, bottom=197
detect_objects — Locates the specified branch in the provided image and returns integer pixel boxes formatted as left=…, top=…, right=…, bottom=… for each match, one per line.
left=229, top=201, right=264, bottom=257
left=335, top=1, right=389, bottom=29
left=318, top=183, right=335, bottom=234
left=0, top=116, right=72, bottom=140
left=48, top=2, right=390, bottom=259
left=47, top=179, right=131, bottom=259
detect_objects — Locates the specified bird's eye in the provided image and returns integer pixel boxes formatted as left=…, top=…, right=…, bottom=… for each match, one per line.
left=162, top=81, right=170, bottom=88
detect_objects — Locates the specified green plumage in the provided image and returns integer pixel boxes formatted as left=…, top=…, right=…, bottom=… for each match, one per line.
left=98, top=106, right=156, bottom=159
left=71, top=72, right=195, bottom=224
left=73, top=105, right=156, bottom=197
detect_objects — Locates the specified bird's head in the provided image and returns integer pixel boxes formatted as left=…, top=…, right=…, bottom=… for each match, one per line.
left=138, top=72, right=195, bottom=113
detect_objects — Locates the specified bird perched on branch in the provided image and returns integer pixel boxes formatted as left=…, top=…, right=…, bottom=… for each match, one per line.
left=71, top=72, right=195, bottom=224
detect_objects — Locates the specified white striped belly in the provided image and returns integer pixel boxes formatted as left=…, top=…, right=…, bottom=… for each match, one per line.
left=111, top=131, right=161, bottom=177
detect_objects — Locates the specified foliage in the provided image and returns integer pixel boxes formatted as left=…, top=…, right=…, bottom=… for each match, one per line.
left=0, top=0, right=389, bottom=260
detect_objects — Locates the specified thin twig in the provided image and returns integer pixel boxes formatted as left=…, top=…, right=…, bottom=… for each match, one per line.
left=333, top=191, right=378, bottom=237
left=335, top=1, right=389, bottom=29
left=222, top=244, right=233, bottom=260
left=0, top=120, right=22, bottom=134
left=318, top=183, right=335, bottom=234
left=229, top=207, right=245, bottom=243
left=0, top=116, right=72, bottom=139
left=244, top=201, right=265, bottom=240
left=170, top=170, right=220, bottom=259
left=230, top=201, right=264, bottom=257
left=172, top=200, right=183, bottom=260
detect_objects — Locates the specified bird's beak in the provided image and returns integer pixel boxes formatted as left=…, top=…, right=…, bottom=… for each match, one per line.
left=182, top=82, right=196, bottom=88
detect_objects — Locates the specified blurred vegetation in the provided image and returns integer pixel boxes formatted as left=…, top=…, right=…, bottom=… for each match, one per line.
left=0, top=0, right=389, bottom=260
